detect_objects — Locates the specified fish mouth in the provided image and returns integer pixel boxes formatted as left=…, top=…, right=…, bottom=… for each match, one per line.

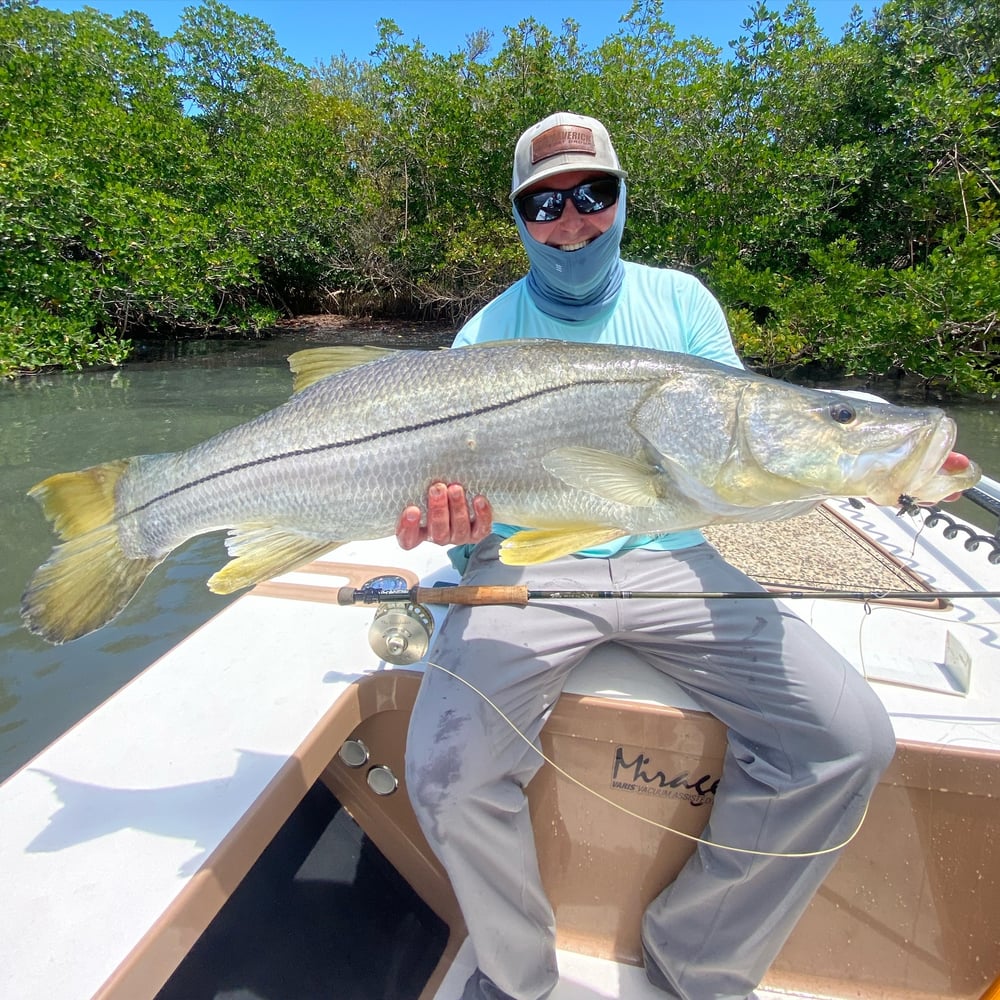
left=861, top=416, right=956, bottom=506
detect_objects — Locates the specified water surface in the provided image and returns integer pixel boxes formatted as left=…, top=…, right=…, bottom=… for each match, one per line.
left=1, top=342, right=306, bottom=782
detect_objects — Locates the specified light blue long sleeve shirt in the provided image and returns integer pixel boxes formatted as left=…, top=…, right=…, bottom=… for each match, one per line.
left=453, top=260, right=742, bottom=555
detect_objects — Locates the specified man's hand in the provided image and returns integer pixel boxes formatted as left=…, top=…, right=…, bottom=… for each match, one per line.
left=866, top=452, right=971, bottom=507
left=937, top=451, right=971, bottom=503
left=396, top=482, right=494, bottom=550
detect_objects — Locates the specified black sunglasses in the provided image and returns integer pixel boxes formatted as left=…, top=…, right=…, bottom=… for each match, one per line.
left=515, top=176, right=621, bottom=223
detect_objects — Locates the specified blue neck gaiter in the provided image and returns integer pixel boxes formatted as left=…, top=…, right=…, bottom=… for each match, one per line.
left=515, top=181, right=628, bottom=322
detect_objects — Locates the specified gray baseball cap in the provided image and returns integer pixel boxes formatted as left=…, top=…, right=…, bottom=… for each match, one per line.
left=510, top=112, right=627, bottom=200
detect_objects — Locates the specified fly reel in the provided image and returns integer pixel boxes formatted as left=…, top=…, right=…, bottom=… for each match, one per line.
left=362, top=575, right=435, bottom=665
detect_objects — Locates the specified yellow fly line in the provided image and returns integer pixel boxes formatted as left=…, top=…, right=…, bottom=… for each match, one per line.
left=427, top=659, right=868, bottom=860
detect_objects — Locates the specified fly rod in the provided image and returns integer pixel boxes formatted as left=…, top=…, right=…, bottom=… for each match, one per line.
left=337, top=583, right=1000, bottom=608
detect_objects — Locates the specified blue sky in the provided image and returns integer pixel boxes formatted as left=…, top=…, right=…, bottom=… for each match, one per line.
left=42, top=0, right=868, bottom=66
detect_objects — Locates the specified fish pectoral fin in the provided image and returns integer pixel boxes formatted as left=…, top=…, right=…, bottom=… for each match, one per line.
left=654, top=454, right=743, bottom=515
left=542, top=447, right=661, bottom=507
left=287, top=346, right=398, bottom=393
left=499, top=526, right=627, bottom=565
left=209, top=525, right=342, bottom=594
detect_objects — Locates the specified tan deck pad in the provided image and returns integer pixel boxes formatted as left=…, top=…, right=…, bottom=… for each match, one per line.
left=703, top=505, right=931, bottom=594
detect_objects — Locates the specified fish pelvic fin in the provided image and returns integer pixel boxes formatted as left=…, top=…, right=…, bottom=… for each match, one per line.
left=209, top=524, right=341, bottom=594
left=499, top=526, right=627, bottom=565
left=287, top=346, right=398, bottom=393
left=22, top=461, right=162, bottom=644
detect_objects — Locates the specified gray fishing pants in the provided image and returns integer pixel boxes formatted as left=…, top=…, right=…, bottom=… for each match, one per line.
left=405, top=537, right=896, bottom=1000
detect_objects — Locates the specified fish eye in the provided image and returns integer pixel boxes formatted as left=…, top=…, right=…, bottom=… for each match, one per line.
left=829, top=402, right=856, bottom=424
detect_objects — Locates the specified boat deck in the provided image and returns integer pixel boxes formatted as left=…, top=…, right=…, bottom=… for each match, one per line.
left=442, top=941, right=792, bottom=999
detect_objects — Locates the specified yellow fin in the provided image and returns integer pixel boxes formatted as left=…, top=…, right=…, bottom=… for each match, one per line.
left=498, top=526, right=626, bottom=565
left=28, top=459, right=130, bottom=539
left=287, top=346, right=397, bottom=393
left=22, top=528, right=162, bottom=644
left=542, top=447, right=661, bottom=507
left=23, top=459, right=162, bottom=643
left=209, top=524, right=340, bottom=593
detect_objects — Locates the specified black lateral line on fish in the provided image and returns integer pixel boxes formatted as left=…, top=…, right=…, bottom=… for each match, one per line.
left=122, top=377, right=627, bottom=518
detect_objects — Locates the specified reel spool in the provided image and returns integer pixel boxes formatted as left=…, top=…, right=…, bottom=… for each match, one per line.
left=362, top=575, right=435, bottom=665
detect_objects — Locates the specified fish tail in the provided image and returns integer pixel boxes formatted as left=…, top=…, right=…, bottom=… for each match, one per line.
left=21, top=461, right=162, bottom=644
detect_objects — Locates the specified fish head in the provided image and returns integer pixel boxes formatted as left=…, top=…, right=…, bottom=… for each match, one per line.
left=724, top=382, right=980, bottom=507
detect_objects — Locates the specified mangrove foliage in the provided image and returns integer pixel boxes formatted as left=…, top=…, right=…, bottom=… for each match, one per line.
left=1, top=0, right=998, bottom=393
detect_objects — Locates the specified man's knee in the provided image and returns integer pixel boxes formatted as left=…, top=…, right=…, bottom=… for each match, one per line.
left=808, top=677, right=896, bottom=798
left=840, top=671, right=897, bottom=775
left=860, top=695, right=897, bottom=781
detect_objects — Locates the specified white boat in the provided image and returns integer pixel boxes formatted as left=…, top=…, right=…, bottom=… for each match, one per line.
left=2, top=486, right=999, bottom=1000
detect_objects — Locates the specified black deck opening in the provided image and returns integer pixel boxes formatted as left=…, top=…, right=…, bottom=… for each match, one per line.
left=156, top=781, right=448, bottom=1000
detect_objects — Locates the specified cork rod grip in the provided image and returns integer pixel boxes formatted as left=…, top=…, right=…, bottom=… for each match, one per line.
left=415, top=585, right=530, bottom=606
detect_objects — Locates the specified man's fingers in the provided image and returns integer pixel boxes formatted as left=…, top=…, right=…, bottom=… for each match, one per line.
left=395, top=482, right=494, bottom=549
left=425, top=482, right=453, bottom=544
left=470, top=494, right=494, bottom=541
left=447, top=483, right=472, bottom=540
left=395, top=506, right=424, bottom=550
left=939, top=452, right=971, bottom=503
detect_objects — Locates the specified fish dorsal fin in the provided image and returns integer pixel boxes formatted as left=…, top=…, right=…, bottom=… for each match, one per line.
left=208, top=524, right=341, bottom=593
left=499, top=525, right=627, bottom=565
left=542, top=447, right=662, bottom=507
left=287, top=346, right=398, bottom=393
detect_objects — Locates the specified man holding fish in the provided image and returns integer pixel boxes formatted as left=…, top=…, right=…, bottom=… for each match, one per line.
left=397, top=113, right=968, bottom=1000
left=21, top=110, right=974, bottom=1000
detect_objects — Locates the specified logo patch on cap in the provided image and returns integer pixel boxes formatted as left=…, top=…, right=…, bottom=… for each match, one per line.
left=531, top=124, right=596, bottom=164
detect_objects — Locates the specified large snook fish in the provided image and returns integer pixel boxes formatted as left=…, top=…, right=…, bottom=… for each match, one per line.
left=22, top=340, right=979, bottom=643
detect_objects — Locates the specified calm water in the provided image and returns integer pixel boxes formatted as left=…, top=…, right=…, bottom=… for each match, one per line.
left=1, top=340, right=998, bottom=782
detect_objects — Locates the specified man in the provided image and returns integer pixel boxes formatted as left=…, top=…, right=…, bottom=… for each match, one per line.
left=396, top=112, right=926, bottom=1000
